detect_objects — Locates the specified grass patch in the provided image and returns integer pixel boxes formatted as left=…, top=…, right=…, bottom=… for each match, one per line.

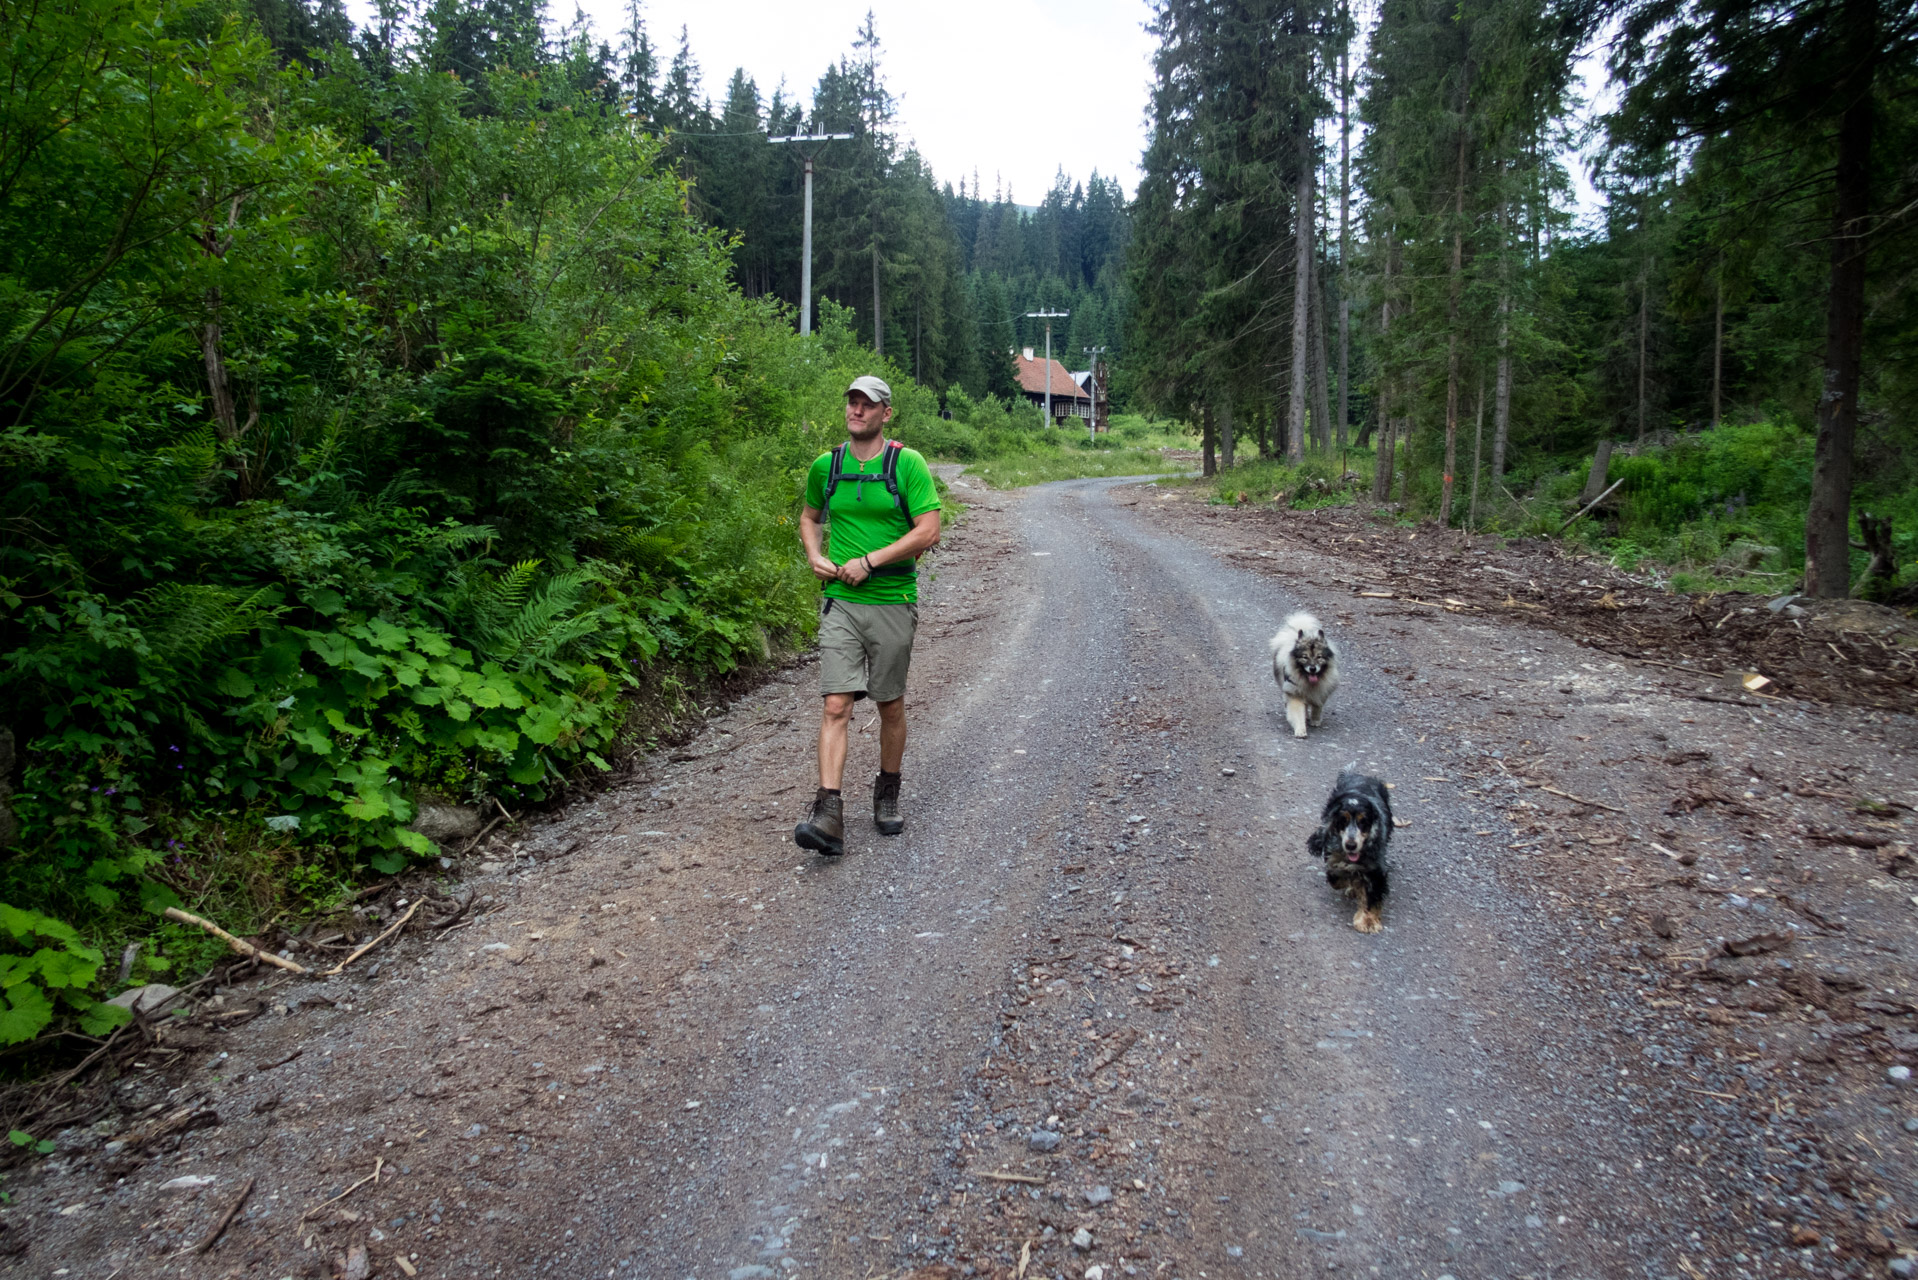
left=966, top=443, right=1192, bottom=487
left=1205, top=450, right=1374, bottom=508
left=913, top=401, right=1194, bottom=488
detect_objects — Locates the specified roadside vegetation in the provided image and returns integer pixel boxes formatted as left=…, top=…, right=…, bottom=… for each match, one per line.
left=0, top=0, right=939, bottom=1053
left=1129, top=0, right=1915, bottom=603
left=1206, top=419, right=1918, bottom=601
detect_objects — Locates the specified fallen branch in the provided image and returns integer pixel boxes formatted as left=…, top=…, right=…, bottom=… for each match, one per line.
left=1634, top=658, right=1724, bottom=678
left=255, top=1048, right=303, bottom=1072
left=978, top=1171, right=1047, bottom=1185
left=44, top=1019, right=140, bottom=1089
left=1558, top=477, right=1626, bottom=533
left=322, top=901, right=420, bottom=977
left=184, top=1176, right=254, bottom=1255
left=1529, top=783, right=1625, bottom=814
left=456, top=815, right=505, bottom=858
left=1687, top=692, right=1766, bottom=708
left=298, top=1158, right=384, bottom=1228
left=116, top=1101, right=220, bottom=1150
left=162, top=908, right=307, bottom=975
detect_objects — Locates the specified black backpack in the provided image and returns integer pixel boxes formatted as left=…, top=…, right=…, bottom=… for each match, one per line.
left=821, top=439, right=916, bottom=577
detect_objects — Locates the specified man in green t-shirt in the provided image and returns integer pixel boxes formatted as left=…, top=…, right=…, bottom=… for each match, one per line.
left=792, top=375, right=942, bottom=856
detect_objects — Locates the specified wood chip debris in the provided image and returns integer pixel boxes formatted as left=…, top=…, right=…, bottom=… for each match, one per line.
left=1086, top=1028, right=1139, bottom=1076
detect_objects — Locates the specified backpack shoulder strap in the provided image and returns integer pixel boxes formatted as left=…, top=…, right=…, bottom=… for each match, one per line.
left=879, top=441, right=910, bottom=520
left=820, top=443, right=850, bottom=505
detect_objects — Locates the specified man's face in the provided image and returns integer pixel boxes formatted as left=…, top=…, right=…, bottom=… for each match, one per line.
left=845, top=391, right=891, bottom=439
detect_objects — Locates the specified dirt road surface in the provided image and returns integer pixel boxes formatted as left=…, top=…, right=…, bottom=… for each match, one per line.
left=15, top=476, right=1918, bottom=1280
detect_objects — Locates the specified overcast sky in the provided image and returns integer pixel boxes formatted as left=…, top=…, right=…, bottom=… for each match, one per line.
left=346, top=0, right=1612, bottom=219
left=587, top=0, right=1160, bottom=201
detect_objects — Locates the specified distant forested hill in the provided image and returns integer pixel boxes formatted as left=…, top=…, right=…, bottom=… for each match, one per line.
left=649, top=15, right=1131, bottom=401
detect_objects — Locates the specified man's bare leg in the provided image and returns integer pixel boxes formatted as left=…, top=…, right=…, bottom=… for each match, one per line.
left=876, top=696, right=906, bottom=773
left=818, top=692, right=856, bottom=789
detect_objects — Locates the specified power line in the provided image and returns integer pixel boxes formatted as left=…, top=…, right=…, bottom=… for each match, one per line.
left=1024, top=309, right=1069, bottom=424
left=768, top=131, right=855, bottom=336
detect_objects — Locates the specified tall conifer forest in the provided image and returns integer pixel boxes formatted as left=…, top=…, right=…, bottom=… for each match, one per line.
left=1127, top=0, right=1917, bottom=590
left=656, top=12, right=1133, bottom=400
left=0, top=0, right=1912, bottom=1048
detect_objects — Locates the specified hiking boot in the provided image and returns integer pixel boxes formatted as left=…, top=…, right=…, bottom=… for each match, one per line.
left=794, top=788, right=844, bottom=856
left=872, top=771, right=904, bottom=836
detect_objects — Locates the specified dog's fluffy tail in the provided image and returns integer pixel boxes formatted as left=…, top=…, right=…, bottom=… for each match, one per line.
left=1269, top=610, right=1323, bottom=654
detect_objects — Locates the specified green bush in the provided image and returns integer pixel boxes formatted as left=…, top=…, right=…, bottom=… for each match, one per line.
left=0, top=907, right=130, bottom=1045
left=0, top=0, right=931, bottom=1043
left=1210, top=452, right=1371, bottom=508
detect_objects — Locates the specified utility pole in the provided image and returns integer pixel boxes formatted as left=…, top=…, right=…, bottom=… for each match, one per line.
left=1024, top=309, right=1068, bottom=424
left=768, top=130, right=854, bottom=336
left=1082, top=345, right=1107, bottom=443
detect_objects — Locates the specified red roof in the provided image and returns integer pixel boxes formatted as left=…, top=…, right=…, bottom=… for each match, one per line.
left=1015, top=352, right=1090, bottom=401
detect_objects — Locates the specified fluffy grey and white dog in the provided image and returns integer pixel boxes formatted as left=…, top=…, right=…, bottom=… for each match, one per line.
left=1269, top=611, right=1340, bottom=739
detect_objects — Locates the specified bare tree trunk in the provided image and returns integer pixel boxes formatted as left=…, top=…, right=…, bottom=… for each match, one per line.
left=872, top=241, right=884, bottom=357
left=1202, top=402, right=1217, bottom=477
left=1492, top=302, right=1512, bottom=498
left=1372, top=414, right=1394, bottom=502
left=197, top=199, right=261, bottom=499
left=1337, top=26, right=1352, bottom=451
left=200, top=303, right=241, bottom=444
left=1287, top=148, right=1313, bottom=462
left=1491, top=191, right=1513, bottom=499
left=1310, top=239, right=1333, bottom=454
left=1635, top=267, right=1649, bottom=440
left=1805, top=76, right=1873, bottom=598
left=1440, top=113, right=1468, bottom=527
left=1711, top=265, right=1724, bottom=429
left=1368, top=264, right=1394, bottom=491
left=1220, top=398, right=1236, bottom=470
left=1468, top=370, right=1486, bottom=530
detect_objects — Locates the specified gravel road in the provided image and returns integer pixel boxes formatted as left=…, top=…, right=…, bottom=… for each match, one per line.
left=15, top=474, right=1917, bottom=1280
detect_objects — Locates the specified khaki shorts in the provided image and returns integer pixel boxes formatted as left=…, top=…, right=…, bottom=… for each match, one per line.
left=817, top=599, right=918, bottom=703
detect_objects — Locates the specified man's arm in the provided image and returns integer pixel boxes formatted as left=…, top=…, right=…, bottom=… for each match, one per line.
left=798, top=505, right=840, bottom=582
left=836, top=509, right=941, bottom=585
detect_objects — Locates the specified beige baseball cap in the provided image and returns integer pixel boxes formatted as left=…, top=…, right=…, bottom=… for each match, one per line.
left=846, top=375, right=892, bottom=405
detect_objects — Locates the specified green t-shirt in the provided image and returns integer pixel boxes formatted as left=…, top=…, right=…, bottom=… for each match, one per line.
left=804, top=442, right=940, bottom=604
